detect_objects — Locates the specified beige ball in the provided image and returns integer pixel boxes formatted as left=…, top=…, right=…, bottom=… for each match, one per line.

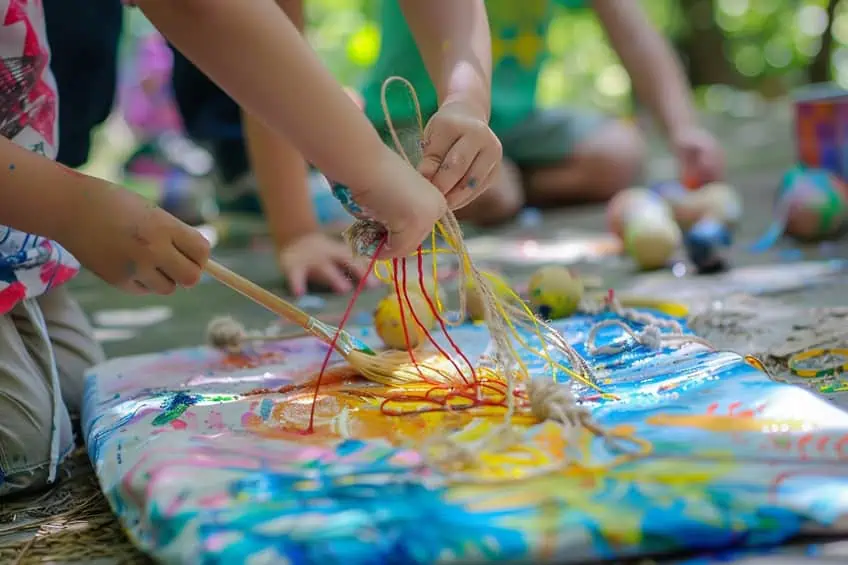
left=670, top=195, right=708, bottom=231
left=623, top=215, right=682, bottom=270
left=373, top=292, right=437, bottom=350
left=671, top=182, right=742, bottom=230
left=607, top=187, right=665, bottom=238
left=464, top=273, right=513, bottom=321
left=527, top=265, right=584, bottom=319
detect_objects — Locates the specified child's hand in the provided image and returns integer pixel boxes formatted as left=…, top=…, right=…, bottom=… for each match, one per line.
left=60, top=182, right=210, bottom=294
left=338, top=149, right=448, bottom=259
left=671, top=126, right=725, bottom=187
left=278, top=232, right=375, bottom=296
left=416, top=100, right=503, bottom=211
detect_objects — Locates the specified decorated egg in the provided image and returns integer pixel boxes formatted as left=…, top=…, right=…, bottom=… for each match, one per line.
left=662, top=181, right=742, bottom=230
left=777, top=167, right=848, bottom=240
left=606, top=187, right=666, bottom=238
left=464, top=272, right=513, bottom=321
left=373, top=292, right=436, bottom=350
left=684, top=215, right=733, bottom=274
left=623, top=214, right=682, bottom=270
left=527, top=265, right=584, bottom=319
left=692, top=182, right=742, bottom=227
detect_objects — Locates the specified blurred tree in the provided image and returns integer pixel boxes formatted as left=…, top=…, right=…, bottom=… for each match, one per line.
left=676, top=0, right=742, bottom=87
left=808, top=0, right=841, bottom=81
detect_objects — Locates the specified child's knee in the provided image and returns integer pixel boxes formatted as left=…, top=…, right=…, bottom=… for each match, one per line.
left=574, top=119, right=646, bottom=199
left=0, top=393, right=60, bottom=497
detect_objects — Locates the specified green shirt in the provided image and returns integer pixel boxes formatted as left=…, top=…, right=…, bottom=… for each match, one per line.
left=362, top=0, right=585, bottom=135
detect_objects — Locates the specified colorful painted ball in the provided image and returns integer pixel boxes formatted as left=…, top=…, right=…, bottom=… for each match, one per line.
left=777, top=167, right=848, bottom=240
left=623, top=214, right=682, bottom=270
left=527, top=265, right=584, bottom=320
left=464, top=272, right=513, bottom=321
left=373, top=293, right=436, bottom=350
left=684, top=216, right=732, bottom=274
left=606, top=187, right=666, bottom=238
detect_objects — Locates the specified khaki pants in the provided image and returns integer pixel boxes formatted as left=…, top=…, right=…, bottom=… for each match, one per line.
left=0, top=287, right=104, bottom=497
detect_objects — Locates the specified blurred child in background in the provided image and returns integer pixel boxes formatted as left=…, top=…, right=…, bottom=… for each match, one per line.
left=118, top=25, right=219, bottom=226
left=239, top=0, right=727, bottom=295
left=363, top=0, right=726, bottom=225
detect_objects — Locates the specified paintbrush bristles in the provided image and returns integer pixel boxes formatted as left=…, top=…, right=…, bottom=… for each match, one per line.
left=346, top=349, right=472, bottom=387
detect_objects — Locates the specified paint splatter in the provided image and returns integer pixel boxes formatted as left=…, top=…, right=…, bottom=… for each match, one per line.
left=152, top=392, right=201, bottom=426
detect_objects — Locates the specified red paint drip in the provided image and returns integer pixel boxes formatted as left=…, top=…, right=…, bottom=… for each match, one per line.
left=306, top=239, right=385, bottom=433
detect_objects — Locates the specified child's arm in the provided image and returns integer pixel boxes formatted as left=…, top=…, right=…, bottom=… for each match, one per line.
left=0, top=137, right=86, bottom=240
left=396, top=0, right=501, bottom=204
left=591, top=0, right=696, bottom=138
left=592, top=0, right=724, bottom=184
left=239, top=0, right=314, bottom=251
left=398, top=0, right=492, bottom=119
left=238, top=0, right=371, bottom=293
left=0, top=136, right=210, bottom=292
left=136, top=0, right=448, bottom=257
left=136, top=0, right=393, bottom=197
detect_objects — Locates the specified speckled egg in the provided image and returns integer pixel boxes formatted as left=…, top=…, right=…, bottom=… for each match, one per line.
left=623, top=212, right=682, bottom=270
left=607, top=187, right=667, bottom=238
left=464, top=272, right=513, bottom=321
left=373, top=292, right=436, bottom=350
left=527, top=265, right=584, bottom=320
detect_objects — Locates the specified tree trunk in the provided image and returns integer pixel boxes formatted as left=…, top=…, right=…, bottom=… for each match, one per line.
left=675, top=0, right=742, bottom=87
left=808, top=0, right=840, bottom=83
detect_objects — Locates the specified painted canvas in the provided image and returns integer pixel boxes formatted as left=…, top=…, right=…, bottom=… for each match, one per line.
left=83, top=309, right=848, bottom=564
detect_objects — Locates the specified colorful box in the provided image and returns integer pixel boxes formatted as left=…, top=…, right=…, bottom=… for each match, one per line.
left=793, top=83, right=848, bottom=181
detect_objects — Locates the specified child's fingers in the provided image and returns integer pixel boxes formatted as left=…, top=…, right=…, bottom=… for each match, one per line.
left=378, top=224, right=428, bottom=260
left=428, top=136, right=476, bottom=195
left=445, top=150, right=499, bottom=210
left=175, top=226, right=212, bottom=267
left=452, top=164, right=500, bottom=212
left=318, top=263, right=353, bottom=294
left=417, top=128, right=459, bottom=183
left=136, top=269, right=178, bottom=295
left=340, top=254, right=369, bottom=283
left=162, top=251, right=205, bottom=287
left=287, top=266, right=307, bottom=297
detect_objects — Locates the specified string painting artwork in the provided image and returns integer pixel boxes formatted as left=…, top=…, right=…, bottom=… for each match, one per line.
left=82, top=79, right=848, bottom=565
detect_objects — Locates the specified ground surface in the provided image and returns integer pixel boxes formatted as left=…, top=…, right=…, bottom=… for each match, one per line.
left=3, top=104, right=848, bottom=564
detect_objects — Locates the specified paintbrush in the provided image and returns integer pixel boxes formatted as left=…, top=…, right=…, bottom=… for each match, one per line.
left=204, top=260, right=463, bottom=387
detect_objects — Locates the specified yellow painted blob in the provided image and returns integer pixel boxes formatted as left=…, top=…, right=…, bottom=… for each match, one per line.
left=464, top=273, right=514, bottom=321
left=527, top=265, right=584, bottom=319
left=373, top=292, right=437, bottom=350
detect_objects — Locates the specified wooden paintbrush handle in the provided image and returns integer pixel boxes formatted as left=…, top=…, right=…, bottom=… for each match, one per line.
left=204, top=259, right=312, bottom=329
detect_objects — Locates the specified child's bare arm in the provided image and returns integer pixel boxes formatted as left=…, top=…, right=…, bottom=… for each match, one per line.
left=239, top=0, right=316, bottom=249
left=592, top=0, right=696, bottom=138
left=0, top=136, right=86, bottom=240
left=0, top=136, right=210, bottom=293
left=135, top=0, right=389, bottom=195
left=398, top=0, right=492, bottom=119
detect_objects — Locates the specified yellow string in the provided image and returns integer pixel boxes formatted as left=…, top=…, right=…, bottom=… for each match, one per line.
left=433, top=222, right=603, bottom=392
left=373, top=75, right=604, bottom=396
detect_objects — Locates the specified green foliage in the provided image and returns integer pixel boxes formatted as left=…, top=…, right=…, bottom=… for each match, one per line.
left=305, top=0, right=847, bottom=113
left=123, top=0, right=846, bottom=113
